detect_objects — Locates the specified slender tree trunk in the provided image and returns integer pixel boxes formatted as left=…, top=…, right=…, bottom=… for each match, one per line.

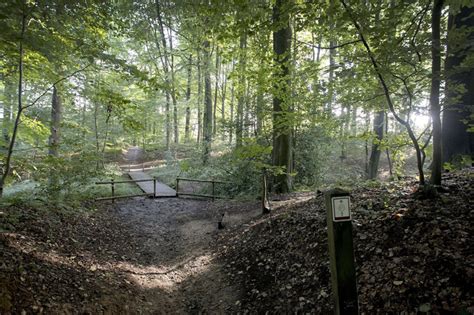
left=197, top=52, right=202, bottom=144
left=341, top=0, right=426, bottom=185
left=236, top=33, right=247, bottom=148
left=202, top=40, right=213, bottom=164
left=385, top=112, right=393, bottom=177
left=229, top=82, right=235, bottom=144
left=48, top=85, right=62, bottom=190
left=244, top=81, right=251, bottom=138
left=271, top=0, right=292, bottom=194
left=185, top=55, right=192, bottom=141
left=221, top=63, right=227, bottom=141
left=81, top=97, right=87, bottom=140
left=165, top=91, right=171, bottom=150
left=169, top=29, right=179, bottom=144
left=326, top=0, right=336, bottom=115
left=256, top=87, right=264, bottom=138
left=154, top=0, right=175, bottom=148
left=0, top=14, right=26, bottom=198
left=213, top=46, right=220, bottom=136
left=430, top=0, right=443, bottom=185
left=364, top=110, right=370, bottom=175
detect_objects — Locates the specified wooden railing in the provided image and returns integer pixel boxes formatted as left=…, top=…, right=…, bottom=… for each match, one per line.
left=175, top=177, right=230, bottom=200
left=95, top=178, right=157, bottom=202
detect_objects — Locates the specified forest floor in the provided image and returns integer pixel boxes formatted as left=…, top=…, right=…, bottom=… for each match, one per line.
left=0, top=168, right=473, bottom=314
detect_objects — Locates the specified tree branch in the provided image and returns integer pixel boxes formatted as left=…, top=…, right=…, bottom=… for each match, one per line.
left=23, top=64, right=91, bottom=110
left=297, top=39, right=362, bottom=50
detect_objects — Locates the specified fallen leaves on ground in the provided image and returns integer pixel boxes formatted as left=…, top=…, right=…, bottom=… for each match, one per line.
left=218, top=168, right=473, bottom=314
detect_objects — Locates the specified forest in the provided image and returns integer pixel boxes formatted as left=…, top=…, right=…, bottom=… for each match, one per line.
left=0, top=0, right=473, bottom=313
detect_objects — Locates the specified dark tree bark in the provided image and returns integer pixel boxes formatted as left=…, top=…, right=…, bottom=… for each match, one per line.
left=185, top=55, right=192, bottom=141
left=367, top=110, right=385, bottom=179
left=442, top=5, right=474, bottom=164
left=430, top=0, right=443, bottom=185
left=271, top=0, right=292, bottom=194
left=202, top=40, right=212, bottom=164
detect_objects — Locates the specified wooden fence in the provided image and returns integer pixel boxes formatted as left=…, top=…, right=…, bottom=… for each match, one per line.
left=95, top=178, right=157, bottom=202
left=175, top=177, right=231, bottom=200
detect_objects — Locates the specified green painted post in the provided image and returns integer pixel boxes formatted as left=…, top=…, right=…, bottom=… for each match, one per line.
left=325, top=188, right=358, bottom=314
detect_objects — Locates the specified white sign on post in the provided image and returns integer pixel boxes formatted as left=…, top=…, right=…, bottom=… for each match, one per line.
left=332, top=196, right=351, bottom=222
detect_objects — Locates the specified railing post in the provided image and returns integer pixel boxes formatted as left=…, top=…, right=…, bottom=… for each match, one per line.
left=176, top=178, right=179, bottom=197
left=153, top=177, right=156, bottom=198
left=262, top=170, right=270, bottom=214
left=111, top=178, right=115, bottom=204
left=212, top=180, right=215, bottom=201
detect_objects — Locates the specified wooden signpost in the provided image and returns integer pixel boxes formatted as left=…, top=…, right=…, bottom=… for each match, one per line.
left=325, top=188, right=358, bottom=314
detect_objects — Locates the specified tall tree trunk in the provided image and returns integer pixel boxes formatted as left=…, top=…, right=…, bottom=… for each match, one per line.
left=197, top=52, right=202, bottom=144
left=271, top=0, right=292, bottom=194
left=364, top=110, right=370, bottom=175
left=367, top=110, right=385, bottom=179
left=256, top=86, right=264, bottom=139
left=185, top=55, right=192, bottom=141
left=213, top=46, right=220, bottom=136
left=229, top=82, right=235, bottom=144
left=202, top=40, right=213, bottom=164
left=0, top=14, right=26, bottom=198
left=442, top=5, right=474, bottom=164
left=221, top=63, right=227, bottom=141
left=326, top=0, right=336, bottom=115
left=165, top=90, right=171, bottom=150
left=154, top=0, right=175, bottom=148
left=236, top=33, right=247, bottom=148
left=49, top=85, right=62, bottom=190
left=169, top=28, right=179, bottom=144
left=430, top=0, right=443, bottom=185
left=244, top=81, right=251, bottom=138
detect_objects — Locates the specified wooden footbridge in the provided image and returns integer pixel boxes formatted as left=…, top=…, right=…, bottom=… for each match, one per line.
left=128, top=171, right=176, bottom=197
left=95, top=147, right=229, bottom=202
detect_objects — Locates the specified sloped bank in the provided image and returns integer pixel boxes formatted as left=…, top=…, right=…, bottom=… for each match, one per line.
left=218, top=169, right=473, bottom=314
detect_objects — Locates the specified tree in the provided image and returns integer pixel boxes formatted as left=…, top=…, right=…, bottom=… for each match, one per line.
left=430, top=0, right=443, bottom=185
left=271, top=0, right=293, bottom=193
left=442, top=4, right=474, bottom=165
left=202, top=39, right=212, bottom=164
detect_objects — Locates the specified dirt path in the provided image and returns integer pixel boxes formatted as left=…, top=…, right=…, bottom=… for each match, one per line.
left=104, top=197, right=262, bottom=313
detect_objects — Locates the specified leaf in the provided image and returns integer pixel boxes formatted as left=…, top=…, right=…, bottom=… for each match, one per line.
left=418, top=303, right=431, bottom=312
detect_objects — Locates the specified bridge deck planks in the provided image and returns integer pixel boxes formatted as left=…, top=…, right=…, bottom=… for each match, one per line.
left=128, top=171, right=176, bottom=197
